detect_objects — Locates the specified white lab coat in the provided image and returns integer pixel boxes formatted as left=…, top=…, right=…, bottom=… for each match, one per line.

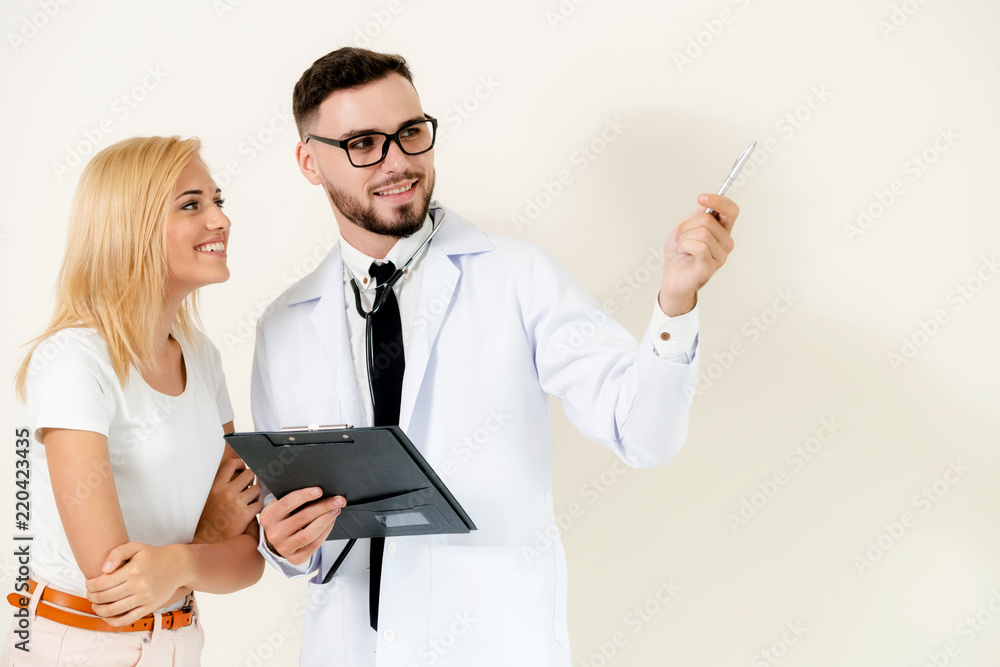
left=250, top=205, right=700, bottom=667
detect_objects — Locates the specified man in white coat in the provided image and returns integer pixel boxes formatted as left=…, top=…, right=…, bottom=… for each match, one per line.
left=251, top=47, right=740, bottom=666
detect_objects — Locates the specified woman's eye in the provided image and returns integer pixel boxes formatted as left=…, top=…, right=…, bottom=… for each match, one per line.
left=215, top=199, right=225, bottom=209
left=181, top=201, right=198, bottom=210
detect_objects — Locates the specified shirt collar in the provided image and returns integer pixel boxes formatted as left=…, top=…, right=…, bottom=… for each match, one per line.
left=340, top=212, right=433, bottom=291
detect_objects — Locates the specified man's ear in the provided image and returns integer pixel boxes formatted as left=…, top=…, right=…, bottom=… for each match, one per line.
left=296, top=141, right=323, bottom=186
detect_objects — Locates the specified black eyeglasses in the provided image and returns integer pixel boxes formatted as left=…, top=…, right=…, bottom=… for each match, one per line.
left=305, top=117, right=438, bottom=168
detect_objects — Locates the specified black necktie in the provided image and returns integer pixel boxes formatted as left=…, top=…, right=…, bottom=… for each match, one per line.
left=367, top=260, right=403, bottom=630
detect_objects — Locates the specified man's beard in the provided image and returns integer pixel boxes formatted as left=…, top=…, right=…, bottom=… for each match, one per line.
left=324, top=169, right=435, bottom=239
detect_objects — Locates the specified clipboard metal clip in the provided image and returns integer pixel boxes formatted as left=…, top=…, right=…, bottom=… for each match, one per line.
left=281, top=424, right=351, bottom=432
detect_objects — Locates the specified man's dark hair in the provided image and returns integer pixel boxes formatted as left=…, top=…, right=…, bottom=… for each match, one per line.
left=293, top=47, right=414, bottom=138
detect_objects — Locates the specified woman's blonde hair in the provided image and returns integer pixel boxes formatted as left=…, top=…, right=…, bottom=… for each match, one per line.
left=15, top=136, right=206, bottom=399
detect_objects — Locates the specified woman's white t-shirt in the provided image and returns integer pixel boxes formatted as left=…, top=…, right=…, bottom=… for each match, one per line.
left=21, top=327, right=234, bottom=610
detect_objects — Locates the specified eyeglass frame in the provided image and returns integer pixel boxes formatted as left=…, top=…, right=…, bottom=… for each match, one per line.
left=304, top=116, right=438, bottom=168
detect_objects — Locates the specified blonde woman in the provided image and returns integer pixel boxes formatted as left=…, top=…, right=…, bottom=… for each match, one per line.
left=3, top=136, right=264, bottom=665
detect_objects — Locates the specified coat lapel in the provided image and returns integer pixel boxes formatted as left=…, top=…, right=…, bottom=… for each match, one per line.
left=399, top=206, right=494, bottom=430
left=289, top=244, right=361, bottom=427
left=399, top=241, right=458, bottom=430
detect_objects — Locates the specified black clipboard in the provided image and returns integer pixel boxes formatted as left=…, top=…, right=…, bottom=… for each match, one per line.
left=225, top=425, right=476, bottom=540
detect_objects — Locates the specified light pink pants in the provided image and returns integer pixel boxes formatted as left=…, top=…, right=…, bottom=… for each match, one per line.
left=1, top=578, right=204, bottom=666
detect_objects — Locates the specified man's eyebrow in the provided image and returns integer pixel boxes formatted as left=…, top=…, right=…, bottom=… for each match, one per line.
left=175, top=188, right=222, bottom=200
left=337, top=115, right=430, bottom=140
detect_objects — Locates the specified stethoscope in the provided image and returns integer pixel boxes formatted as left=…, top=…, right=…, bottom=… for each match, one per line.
left=348, top=204, right=445, bottom=412
left=319, top=206, right=445, bottom=586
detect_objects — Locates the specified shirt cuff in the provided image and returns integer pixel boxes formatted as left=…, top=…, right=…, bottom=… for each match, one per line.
left=257, top=495, right=316, bottom=577
left=649, top=297, right=700, bottom=364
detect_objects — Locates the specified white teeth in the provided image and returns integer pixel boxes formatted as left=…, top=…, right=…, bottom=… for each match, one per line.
left=375, top=182, right=413, bottom=196
left=195, top=242, right=225, bottom=253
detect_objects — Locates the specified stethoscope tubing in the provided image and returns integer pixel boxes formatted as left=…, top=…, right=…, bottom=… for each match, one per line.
left=349, top=206, right=445, bottom=411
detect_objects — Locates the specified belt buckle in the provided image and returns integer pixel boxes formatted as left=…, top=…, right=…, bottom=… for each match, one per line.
left=181, top=605, right=193, bottom=614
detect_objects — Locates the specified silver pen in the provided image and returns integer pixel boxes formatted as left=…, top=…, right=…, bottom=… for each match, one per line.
left=704, top=140, right=757, bottom=215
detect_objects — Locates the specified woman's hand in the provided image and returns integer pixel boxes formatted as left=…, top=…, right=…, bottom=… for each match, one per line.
left=193, top=455, right=262, bottom=544
left=85, top=542, right=193, bottom=626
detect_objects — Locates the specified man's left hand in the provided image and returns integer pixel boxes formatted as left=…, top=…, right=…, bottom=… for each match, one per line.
left=658, top=193, right=739, bottom=316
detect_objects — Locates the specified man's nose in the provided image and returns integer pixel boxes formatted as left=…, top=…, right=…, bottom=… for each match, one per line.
left=380, top=137, right=411, bottom=173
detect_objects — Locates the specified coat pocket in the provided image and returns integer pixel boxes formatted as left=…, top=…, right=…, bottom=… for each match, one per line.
left=427, top=544, right=546, bottom=667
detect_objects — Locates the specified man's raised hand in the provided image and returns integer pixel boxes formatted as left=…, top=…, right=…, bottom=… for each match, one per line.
left=658, top=193, right=739, bottom=316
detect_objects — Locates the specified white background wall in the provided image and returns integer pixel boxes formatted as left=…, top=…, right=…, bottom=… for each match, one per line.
left=1, top=1, right=998, bottom=665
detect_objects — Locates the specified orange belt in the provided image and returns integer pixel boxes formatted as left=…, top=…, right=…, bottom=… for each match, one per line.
left=7, top=579, right=195, bottom=633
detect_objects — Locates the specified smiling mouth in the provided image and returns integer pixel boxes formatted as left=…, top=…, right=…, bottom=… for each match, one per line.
left=195, top=241, right=226, bottom=253
left=374, top=181, right=415, bottom=196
